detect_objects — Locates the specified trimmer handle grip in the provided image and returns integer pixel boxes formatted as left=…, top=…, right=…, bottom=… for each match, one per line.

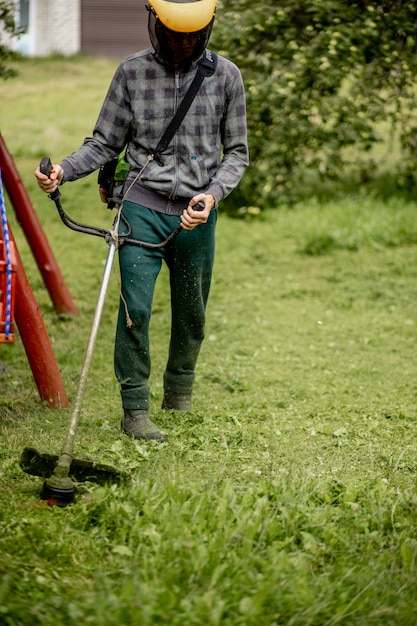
left=39, top=156, right=53, bottom=177
left=39, top=157, right=61, bottom=201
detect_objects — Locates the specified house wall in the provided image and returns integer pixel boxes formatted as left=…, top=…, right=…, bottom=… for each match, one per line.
left=32, top=0, right=80, bottom=57
left=8, top=0, right=80, bottom=57
left=6, top=0, right=149, bottom=58
left=81, top=0, right=149, bottom=59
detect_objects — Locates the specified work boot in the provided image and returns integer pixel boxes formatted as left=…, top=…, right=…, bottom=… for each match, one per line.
left=121, top=409, right=167, bottom=442
left=161, top=391, right=192, bottom=411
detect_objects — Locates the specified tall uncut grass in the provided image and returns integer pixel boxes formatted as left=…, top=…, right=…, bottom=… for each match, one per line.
left=1, top=56, right=417, bottom=625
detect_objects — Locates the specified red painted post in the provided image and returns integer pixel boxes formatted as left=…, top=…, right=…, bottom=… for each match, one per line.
left=0, top=134, right=77, bottom=315
left=10, top=224, right=69, bottom=408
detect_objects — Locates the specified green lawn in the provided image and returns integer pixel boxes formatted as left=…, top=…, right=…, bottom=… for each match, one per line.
left=0, top=56, right=417, bottom=625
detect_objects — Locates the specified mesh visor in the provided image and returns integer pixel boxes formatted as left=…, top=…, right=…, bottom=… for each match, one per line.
left=148, top=10, right=214, bottom=68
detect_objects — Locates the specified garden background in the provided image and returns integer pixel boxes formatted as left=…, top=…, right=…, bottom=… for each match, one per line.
left=1, top=1, right=417, bottom=623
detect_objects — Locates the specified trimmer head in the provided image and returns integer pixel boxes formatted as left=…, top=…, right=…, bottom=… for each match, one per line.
left=41, top=481, right=76, bottom=507
left=20, top=447, right=129, bottom=486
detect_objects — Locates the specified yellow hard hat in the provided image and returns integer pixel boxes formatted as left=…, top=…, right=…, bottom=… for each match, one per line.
left=147, top=0, right=217, bottom=34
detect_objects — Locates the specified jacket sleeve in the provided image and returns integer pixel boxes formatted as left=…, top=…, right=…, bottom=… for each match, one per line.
left=205, top=63, right=249, bottom=205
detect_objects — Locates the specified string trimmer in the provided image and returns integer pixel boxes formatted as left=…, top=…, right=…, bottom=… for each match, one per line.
left=20, top=157, right=201, bottom=506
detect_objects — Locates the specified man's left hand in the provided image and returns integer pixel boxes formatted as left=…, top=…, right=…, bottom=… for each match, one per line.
left=181, top=194, right=215, bottom=231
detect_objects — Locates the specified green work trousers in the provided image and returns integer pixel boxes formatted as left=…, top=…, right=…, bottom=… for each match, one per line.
left=114, top=200, right=217, bottom=410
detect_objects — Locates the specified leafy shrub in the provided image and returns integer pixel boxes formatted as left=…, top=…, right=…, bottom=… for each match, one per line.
left=212, top=0, right=417, bottom=210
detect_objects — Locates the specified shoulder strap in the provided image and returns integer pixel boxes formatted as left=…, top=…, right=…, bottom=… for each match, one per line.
left=152, top=50, right=218, bottom=165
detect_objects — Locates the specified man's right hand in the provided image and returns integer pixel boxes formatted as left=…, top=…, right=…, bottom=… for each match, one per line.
left=34, top=163, right=64, bottom=193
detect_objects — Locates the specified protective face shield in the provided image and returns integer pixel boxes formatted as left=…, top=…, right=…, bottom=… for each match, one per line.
left=147, top=0, right=217, bottom=69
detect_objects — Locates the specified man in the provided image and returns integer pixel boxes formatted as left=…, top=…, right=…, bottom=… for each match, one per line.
left=35, top=0, right=248, bottom=442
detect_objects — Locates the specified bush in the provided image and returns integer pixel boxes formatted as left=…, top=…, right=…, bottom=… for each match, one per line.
left=212, top=0, right=417, bottom=209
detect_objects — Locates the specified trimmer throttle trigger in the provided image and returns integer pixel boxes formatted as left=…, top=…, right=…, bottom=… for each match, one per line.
left=40, top=157, right=53, bottom=177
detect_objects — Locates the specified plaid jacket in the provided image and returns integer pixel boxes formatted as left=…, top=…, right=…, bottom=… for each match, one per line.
left=61, top=48, right=249, bottom=215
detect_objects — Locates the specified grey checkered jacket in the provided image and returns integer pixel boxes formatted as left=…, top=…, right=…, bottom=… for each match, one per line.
left=61, top=48, right=249, bottom=215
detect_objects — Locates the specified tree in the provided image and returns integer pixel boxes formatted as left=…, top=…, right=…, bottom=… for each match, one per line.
left=0, top=1, right=23, bottom=79
left=212, top=0, right=417, bottom=209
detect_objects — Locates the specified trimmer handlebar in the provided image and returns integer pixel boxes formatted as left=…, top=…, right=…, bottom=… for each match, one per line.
left=40, top=157, right=110, bottom=239
left=39, top=157, right=204, bottom=249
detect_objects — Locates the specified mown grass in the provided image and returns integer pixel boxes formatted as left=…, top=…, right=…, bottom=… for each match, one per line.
left=1, top=56, right=417, bottom=625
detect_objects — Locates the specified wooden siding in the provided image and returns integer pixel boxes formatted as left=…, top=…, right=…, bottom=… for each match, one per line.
left=81, top=0, right=150, bottom=59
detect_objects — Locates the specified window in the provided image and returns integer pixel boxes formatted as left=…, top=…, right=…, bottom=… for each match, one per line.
left=18, top=0, right=29, bottom=31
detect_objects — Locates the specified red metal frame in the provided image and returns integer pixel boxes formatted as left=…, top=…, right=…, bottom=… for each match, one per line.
left=9, top=225, right=69, bottom=407
left=0, top=134, right=71, bottom=408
